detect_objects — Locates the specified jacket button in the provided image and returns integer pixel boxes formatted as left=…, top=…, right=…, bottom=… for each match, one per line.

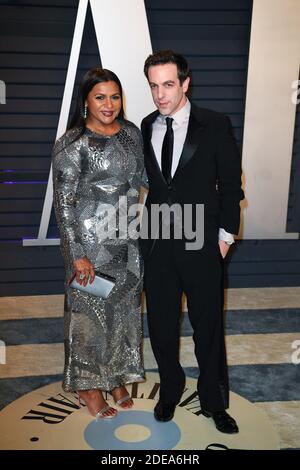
left=168, top=185, right=172, bottom=190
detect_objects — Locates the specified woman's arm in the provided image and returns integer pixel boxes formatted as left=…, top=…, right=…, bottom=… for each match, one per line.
left=52, top=133, right=84, bottom=262
left=52, top=133, right=95, bottom=284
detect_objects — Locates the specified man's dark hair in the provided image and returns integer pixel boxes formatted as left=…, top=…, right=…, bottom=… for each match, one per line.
left=144, top=50, right=190, bottom=85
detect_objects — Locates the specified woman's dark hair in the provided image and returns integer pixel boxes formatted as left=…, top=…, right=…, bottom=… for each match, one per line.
left=68, top=67, right=125, bottom=136
left=144, top=50, right=190, bottom=85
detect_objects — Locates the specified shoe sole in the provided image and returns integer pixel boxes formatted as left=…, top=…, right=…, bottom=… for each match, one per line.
left=154, top=413, right=174, bottom=422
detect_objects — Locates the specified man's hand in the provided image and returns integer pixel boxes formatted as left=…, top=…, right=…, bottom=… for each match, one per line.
left=218, top=240, right=231, bottom=259
left=73, top=257, right=95, bottom=286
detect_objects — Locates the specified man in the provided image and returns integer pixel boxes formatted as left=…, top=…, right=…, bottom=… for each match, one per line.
left=140, top=50, right=244, bottom=434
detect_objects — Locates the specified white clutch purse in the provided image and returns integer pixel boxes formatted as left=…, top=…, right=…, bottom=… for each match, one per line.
left=69, top=272, right=115, bottom=299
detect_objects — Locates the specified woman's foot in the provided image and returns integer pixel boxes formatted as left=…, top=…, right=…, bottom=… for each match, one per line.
left=78, top=389, right=117, bottom=419
left=111, top=386, right=133, bottom=409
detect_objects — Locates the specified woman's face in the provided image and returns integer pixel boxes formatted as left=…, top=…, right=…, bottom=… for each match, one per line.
left=85, top=80, right=122, bottom=128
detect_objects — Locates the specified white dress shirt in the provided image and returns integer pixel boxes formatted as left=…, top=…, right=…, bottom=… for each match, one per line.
left=152, top=99, right=191, bottom=178
left=151, top=99, right=234, bottom=244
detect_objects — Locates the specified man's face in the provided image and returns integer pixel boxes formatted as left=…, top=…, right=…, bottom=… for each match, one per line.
left=147, top=63, right=190, bottom=116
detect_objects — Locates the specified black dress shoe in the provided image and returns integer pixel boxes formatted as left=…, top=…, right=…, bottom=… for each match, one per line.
left=154, top=401, right=176, bottom=422
left=202, top=410, right=239, bottom=434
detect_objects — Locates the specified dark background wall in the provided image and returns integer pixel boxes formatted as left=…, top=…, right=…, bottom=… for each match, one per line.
left=0, top=0, right=299, bottom=296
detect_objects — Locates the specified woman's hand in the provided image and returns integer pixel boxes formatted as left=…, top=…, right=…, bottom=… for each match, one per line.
left=73, top=257, right=95, bottom=286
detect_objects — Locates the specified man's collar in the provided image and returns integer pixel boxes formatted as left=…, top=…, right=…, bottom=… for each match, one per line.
left=143, top=101, right=206, bottom=129
left=157, top=99, right=191, bottom=126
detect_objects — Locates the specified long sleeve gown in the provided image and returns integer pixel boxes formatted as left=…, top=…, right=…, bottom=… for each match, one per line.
left=52, top=120, right=145, bottom=392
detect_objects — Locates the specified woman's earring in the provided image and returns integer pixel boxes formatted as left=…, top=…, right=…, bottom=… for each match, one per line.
left=84, top=104, right=87, bottom=119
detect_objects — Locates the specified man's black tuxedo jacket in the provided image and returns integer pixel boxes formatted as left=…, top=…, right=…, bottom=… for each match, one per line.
left=140, top=103, right=244, bottom=260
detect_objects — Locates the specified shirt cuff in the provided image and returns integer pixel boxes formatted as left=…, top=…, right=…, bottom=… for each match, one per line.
left=218, top=228, right=235, bottom=245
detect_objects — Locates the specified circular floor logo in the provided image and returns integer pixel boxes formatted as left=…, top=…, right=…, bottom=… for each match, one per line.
left=0, top=372, right=279, bottom=450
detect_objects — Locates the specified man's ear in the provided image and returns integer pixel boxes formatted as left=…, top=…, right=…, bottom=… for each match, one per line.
left=182, top=76, right=190, bottom=94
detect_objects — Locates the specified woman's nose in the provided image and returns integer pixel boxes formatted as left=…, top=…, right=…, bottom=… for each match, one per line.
left=104, top=98, right=113, bottom=108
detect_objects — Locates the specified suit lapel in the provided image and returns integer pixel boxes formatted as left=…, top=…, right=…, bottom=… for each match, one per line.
left=143, top=110, right=166, bottom=184
left=172, top=107, right=206, bottom=183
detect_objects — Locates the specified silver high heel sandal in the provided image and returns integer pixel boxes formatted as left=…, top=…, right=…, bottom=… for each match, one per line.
left=78, top=391, right=118, bottom=419
left=111, top=386, right=133, bottom=409
left=115, top=394, right=132, bottom=407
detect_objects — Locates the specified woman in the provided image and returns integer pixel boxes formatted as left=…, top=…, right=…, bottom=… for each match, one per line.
left=52, top=68, right=145, bottom=419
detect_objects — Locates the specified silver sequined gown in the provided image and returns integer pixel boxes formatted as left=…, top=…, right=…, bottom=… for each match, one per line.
left=52, top=120, right=145, bottom=392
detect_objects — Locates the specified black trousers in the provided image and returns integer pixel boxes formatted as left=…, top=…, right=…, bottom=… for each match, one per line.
left=144, top=238, right=229, bottom=412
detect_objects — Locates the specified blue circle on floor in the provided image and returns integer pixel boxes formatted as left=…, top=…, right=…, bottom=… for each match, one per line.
left=84, top=410, right=181, bottom=450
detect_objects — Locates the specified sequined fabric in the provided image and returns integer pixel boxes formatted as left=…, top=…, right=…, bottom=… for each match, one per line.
left=52, top=120, right=145, bottom=392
